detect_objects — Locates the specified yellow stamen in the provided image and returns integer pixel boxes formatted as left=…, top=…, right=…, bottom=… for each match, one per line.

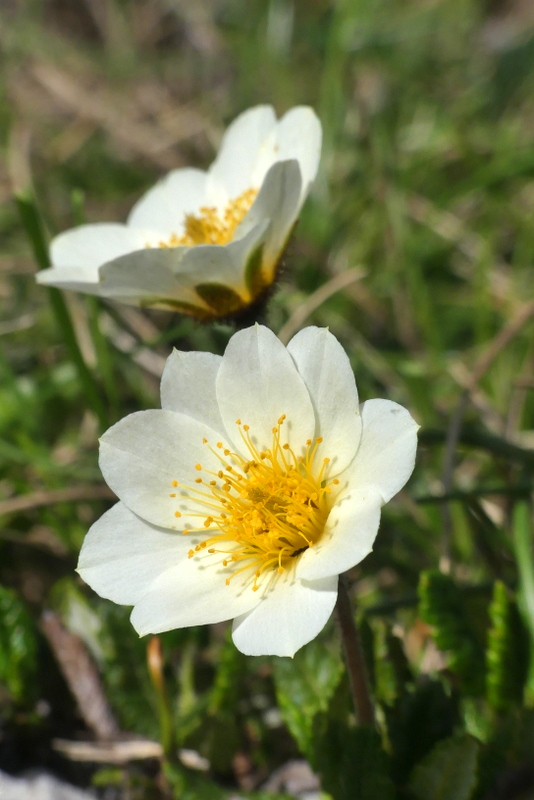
left=158, top=188, right=257, bottom=248
left=172, top=418, right=340, bottom=592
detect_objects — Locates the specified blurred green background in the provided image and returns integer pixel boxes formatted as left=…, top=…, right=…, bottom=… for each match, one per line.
left=2, top=0, right=534, bottom=798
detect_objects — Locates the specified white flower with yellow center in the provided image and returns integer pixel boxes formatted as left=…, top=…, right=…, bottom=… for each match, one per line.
left=78, top=326, right=418, bottom=657
left=36, top=106, right=321, bottom=320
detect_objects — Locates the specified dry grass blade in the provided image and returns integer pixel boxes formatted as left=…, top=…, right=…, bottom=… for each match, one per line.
left=278, top=266, right=366, bottom=344
left=41, top=612, right=119, bottom=740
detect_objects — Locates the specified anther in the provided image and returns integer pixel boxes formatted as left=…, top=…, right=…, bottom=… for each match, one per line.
left=174, top=511, right=181, bottom=518
left=195, top=463, right=202, bottom=471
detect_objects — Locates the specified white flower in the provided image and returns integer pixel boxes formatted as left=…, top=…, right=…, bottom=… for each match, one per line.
left=37, top=106, right=321, bottom=319
left=78, top=325, right=418, bottom=657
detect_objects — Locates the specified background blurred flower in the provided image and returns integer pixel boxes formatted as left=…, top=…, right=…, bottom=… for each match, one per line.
left=78, top=325, right=418, bottom=657
left=36, top=106, right=321, bottom=319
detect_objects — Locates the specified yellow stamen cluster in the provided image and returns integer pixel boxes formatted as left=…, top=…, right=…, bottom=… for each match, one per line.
left=159, top=188, right=258, bottom=248
left=170, top=417, right=340, bottom=592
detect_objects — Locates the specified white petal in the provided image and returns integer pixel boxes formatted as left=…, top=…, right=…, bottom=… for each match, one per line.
left=127, top=168, right=208, bottom=233
left=273, top=106, right=322, bottom=195
left=175, top=219, right=269, bottom=297
left=287, top=327, right=362, bottom=476
left=209, top=105, right=278, bottom=198
left=234, top=160, right=302, bottom=280
left=232, top=570, right=338, bottom=657
left=99, top=409, right=232, bottom=529
left=160, top=350, right=225, bottom=433
left=78, top=501, right=189, bottom=605
left=216, top=325, right=315, bottom=456
left=296, top=486, right=382, bottom=581
left=37, top=267, right=104, bottom=295
left=36, top=224, right=150, bottom=289
left=98, top=248, right=209, bottom=312
left=343, top=399, right=419, bottom=503
left=130, top=546, right=261, bottom=635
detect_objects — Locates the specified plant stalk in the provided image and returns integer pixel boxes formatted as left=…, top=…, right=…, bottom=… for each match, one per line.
left=336, top=575, right=375, bottom=726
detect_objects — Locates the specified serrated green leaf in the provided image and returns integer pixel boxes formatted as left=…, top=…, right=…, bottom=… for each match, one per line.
left=0, top=584, right=37, bottom=703
left=312, top=720, right=395, bottom=800
left=486, top=580, right=529, bottom=711
left=408, top=734, right=480, bottom=800
left=387, top=678, right=457, bottom=783
left=418, top=571, right=486, bottom=694
left=273, top=633, right=344, bottom=757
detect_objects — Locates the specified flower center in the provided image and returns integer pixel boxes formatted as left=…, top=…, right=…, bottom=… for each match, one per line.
left=159, top=188, right=258, bottom=248
left=170, top=417, right=339, bottom=592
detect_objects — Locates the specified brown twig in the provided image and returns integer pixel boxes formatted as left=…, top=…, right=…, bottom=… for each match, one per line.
left=335, top=576, right=375, bottom=726
left=0, top=485, right=114, bottom=516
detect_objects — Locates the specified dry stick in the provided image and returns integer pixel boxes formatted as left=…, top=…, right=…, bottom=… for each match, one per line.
left=278, top=267, right=366, bottom=345
left=336, top=575, right=375, bottom=726
left=0, top=485, right=114, bottom=516
left=440, top=299, right=534, bottom=560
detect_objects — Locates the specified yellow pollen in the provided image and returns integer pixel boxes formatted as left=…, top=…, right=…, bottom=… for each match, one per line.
left=176, top=419, right=340, bottom=593
left=174, top=511, right=181, bottom=518
left=157, top=188, right=258, bottom=248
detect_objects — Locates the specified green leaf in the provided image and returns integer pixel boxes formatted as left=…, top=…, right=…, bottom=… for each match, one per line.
left=312, top=720, right=395, bottom=800
left=387, top=678, right=457, bottom=783
left=408, top=734, right=480, bottom=800
left=512, top=500, right=534, bottom=640
left=0, top=584, right=37, bottom=703
left=418, top=570, right=486, bottom=694
left=273, top=632, right=344, bottom=758
left=486, top=580, right=530, bottom=711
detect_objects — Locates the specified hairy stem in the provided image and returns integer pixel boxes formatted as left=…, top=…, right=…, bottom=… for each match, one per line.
left=336, top=575, right=375, bottom=726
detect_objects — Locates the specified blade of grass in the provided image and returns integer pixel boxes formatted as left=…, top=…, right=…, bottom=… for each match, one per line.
left=513, top=500, right=534, bottom=640
left=16, top=191, right=108, bottom=430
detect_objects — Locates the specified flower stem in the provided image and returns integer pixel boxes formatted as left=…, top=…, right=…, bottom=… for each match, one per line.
left=336, top=575, right=375, bottom=726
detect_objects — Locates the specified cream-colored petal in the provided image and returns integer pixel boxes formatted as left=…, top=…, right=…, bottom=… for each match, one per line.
left=232, top=571, right=338, bottom=657
left=209, top=105, right=278, bottom=198
left=343, top=399, right=419, bottom=503
left=272, top=106, right=322, bottom=197
left=36, top=223, right=151, bottom=291
left=160, top=350, right=225, bottom=433
left=216, top=324, right=315, bottom=457
left=98, top=409, right=232, bottom=529
left=127, top=168, right=208, bottom=233
left=98, top=248, right=209, bottom=312
left=130, top=546, right=261, bottom=635
left=296, top=486, right=382, bottom=581
left=77, top=501, right=189, bottom=605
left=287, top=327, right=361, bottom=476
left=234, top=160, right=302, bottom=278
left=174, top=219, right=269, bottom=298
